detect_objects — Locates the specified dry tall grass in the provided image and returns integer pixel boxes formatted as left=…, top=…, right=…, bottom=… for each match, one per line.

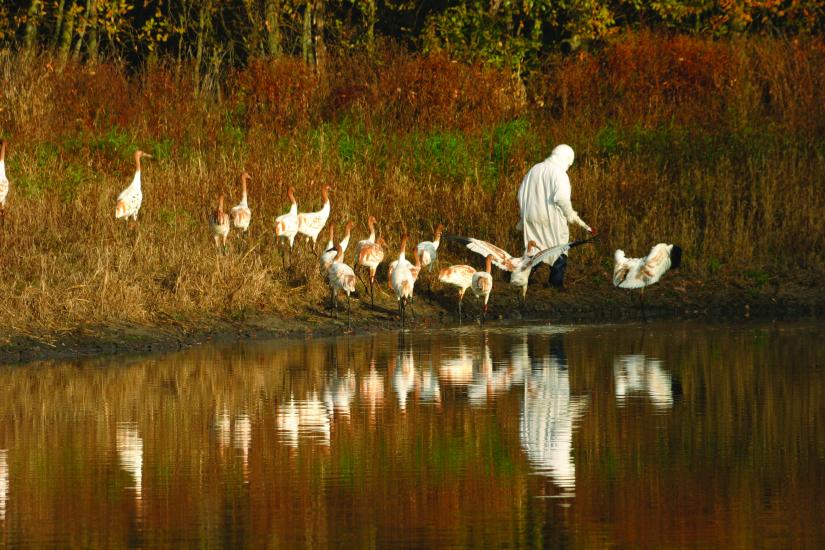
left=0, top=33, right=823, bottom=338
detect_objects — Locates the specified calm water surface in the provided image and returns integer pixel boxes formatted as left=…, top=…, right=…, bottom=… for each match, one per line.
left=0, top=321, right=824, bottom=548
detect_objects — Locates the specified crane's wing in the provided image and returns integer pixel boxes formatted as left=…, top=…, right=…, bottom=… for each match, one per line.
left=520, top=236, right=599, bottom=272
left=446, top=235, right=514, bottom=271
left=640, top=244, right=673, bottom=285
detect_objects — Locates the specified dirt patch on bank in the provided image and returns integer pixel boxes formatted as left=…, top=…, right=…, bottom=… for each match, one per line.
left=1, top=274, right=822, bottom=364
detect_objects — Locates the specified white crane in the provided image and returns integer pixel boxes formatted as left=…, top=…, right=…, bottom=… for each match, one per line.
left=449, top=234, right=597, bottom=306
left=230, top=171, right=252, bottom=232
left=297, top=185, right=331, bottom=253
left=471, top=255, right=494, bottom=322
left=209, top=194, right=231, bottom=252
left=613, top=243, right=682, bottom=321
left=0, top=140, right=10, bottom=217
left=437, top=264, right=476, bottom=322
left=327, top=243, right=357, bottom=328
left=115, top=150, right=152, bottom=227
left=320, top=221, right=355, bottom=273
left=416, top=223, right=444, bottom=272
left=275, top=186, right=299, bottom=267
left=390, top=235, right=418, bottom=325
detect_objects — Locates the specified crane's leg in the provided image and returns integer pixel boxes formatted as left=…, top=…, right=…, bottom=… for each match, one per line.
left=347, top=293, right=352, bottom=329
left=333, top=289, right=339, bottom=319
left=458, top=290, right=464, bottom=324
left=356, top=267, right=368, bottom=295
left=369, top=274, right=375, bottom=307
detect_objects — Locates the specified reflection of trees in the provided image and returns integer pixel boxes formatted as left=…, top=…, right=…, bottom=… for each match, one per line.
left=614, top=355, right=673, bottom=410
left=520, top=336, right=588, bottom=495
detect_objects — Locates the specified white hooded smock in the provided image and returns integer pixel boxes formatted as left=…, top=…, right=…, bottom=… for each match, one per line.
left=517, top=145, right=591, bottom=265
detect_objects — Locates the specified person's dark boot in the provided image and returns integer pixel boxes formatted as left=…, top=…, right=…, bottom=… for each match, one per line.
left=548, top=254, right=568, bottom=289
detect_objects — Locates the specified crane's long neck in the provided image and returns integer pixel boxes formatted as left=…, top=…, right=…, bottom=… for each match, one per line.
left=486, top=256, right=492, bottom=273
left=241, top=178, right=248, bottom=205
left=0, top=141, right=6, bottom=163
left=367, top=220, right=376, bottom=242
left=398, top=239, right=407, bottom=262
left=340, top=226, right=352, bottom=250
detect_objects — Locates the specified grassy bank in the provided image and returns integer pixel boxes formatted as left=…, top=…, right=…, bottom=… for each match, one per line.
left=0, top=33, right=823, bottom=349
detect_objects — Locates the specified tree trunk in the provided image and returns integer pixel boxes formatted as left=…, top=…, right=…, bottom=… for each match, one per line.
left=242, top=0, right=262, bottom=58
left=365, top=0, right=376, bottom=54
left=195, top=1, right=209, bottom=93
left=315, top=0, right=326, bottom=74
left=58, top=3, right=77, bottom=65
left=302, top=1, right=314, bottom=65
left=265, top=0, right=282, bottom=57
left=24, top=0, right=43, bottom=54
left=53, top=0, right=67, bottom=51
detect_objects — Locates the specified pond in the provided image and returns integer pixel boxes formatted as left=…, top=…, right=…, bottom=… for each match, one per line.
left=0, top=321, right=823, bottom=548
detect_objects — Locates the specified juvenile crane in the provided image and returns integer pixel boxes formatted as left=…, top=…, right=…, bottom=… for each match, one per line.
left=115, top=150, right=152, bottom=226
left=449, top=234, right=597, bottom=306
left=320, top=221, right=354, bottom=273
left=416, top=223, right=444, bottom=272
left=354, top=216, right=378, bottom=265
left=275, top=186, right=299, bottom=267
left=209, top=194, right=231, bottom=252
left=613, top=243, right=682, bottom=321
left=327, top=243, right=357, bottom=328
left=319, top=225, right=336, bottom=273
left=390, top=235, right=418, bottom=325
left=230, top=171, right=252, bottom=232
left=356, top=219, right=386, bottom=306
left=0, top=140, right=9, bottom=216
left=297, top=185, right=331, bottom=253
left=471, top=255, right=494, bottom=323
left=437, top=264, right=476, bottom=322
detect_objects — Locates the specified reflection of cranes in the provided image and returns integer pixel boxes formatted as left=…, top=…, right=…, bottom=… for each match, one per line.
left=439, top=343, right=474, bottom=385
left=393, top=349, right=416, bottom=411
left=0, top=449, right=7, bottom=522
left=520, top=352, right=588, bottom=495
left=233, top=414, right=252, bottom=476
left=276, top=393, right=331, bottom=448
left=117, top=423, right=144, bottom=502
left=418, top=368, right=441, bottom=405
left=325, top=370, right=356, bottom=419
left=360, top=362, right=385, bottom=419
left=614, top=355, right=674, bottom=410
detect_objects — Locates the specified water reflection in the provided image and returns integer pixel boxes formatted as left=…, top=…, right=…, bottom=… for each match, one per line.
left=0, top=322, right=823, bottom=548
left=116, top=422, right=143, bottom=509
left=614, top=355, right=674, bottom=410
left=276, top=392, right=331, bottom=447
left=520, top=335, right=588, bottom=496
left=0, top=448, right=7, bottom=522
left=392, top=348, right=416, bottom=411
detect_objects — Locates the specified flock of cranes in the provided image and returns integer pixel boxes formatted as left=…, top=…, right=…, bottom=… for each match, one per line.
left=1, top=143, right=683, bottom=327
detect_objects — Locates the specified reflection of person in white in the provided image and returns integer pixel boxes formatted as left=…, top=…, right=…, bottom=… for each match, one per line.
left=517, top=144, right=593, bottom=287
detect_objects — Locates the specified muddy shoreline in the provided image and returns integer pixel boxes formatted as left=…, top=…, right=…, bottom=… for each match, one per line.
left=1, top=277, right=822, bottom=365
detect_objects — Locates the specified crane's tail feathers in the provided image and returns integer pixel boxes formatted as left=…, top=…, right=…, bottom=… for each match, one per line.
left=670, top=245, right=683, bottom=269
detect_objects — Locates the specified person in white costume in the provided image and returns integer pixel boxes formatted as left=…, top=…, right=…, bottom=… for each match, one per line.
left=517, top=144, right=593, bottom=287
